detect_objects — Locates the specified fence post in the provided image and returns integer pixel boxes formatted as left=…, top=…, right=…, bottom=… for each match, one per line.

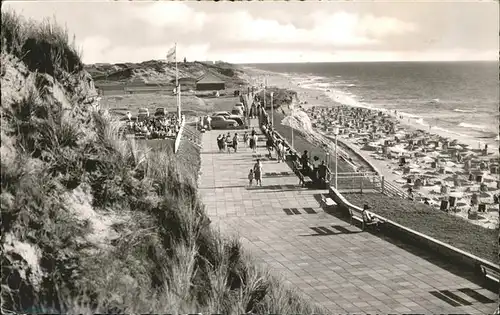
left=360, top=175, right=363, bottom=193
left=381, top=176, right=385, bottom=194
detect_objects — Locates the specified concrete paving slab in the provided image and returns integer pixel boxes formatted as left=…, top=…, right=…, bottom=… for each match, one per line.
left=199, top=118, right=498, bottom=314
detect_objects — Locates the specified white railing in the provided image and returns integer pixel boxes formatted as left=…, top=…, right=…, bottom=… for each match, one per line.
left=174, top=115, right=186, bottom=153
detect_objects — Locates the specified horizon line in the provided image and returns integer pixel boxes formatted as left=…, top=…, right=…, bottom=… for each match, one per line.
left=85, top=59, right=499, bottom=65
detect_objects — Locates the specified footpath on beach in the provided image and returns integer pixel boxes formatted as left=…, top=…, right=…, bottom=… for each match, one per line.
left=197, top=118, right=497, bottom=314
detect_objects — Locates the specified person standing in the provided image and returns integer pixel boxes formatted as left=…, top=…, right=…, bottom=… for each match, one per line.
left=217, top=134, right=223, bottom=152
left=318, top=161, right=327, bottom=184
left=266, top=136, right=274, bottom=159
left=300, top=150, right=310, bottom=173
left=232, top=133, right=239, bottom=153
left=206, top=115, right=212, bottom=130
left=254, top=159, right=263, bottom=187
left=276, top=140, right=283, bottom=163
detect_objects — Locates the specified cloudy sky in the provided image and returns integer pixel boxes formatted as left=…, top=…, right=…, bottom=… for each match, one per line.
left=4, top=0, right=499, bottom=64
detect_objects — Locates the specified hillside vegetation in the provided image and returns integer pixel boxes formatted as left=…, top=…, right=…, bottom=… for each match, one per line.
left=86, top=60, right=247, bottom=88
left=0, top=11, right=324, bottom=314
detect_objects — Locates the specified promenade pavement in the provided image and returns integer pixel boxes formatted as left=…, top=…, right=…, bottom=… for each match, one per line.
left=198, top=118, right=497, bottom=314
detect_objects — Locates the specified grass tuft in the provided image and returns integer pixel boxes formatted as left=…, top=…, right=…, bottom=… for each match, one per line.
left=1, top=11, right=326, bottom=314
left=1, top=10, right=83, bottom=79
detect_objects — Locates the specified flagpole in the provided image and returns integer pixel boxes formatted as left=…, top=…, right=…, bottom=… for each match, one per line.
left=175, top=43, right=180, bottom=121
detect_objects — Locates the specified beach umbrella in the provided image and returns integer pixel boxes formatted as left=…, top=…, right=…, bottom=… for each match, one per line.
left=426, top=151, right=440, bottom=158
left=443, top=161, right=457, bottom=167
left=421, top=156, right=435, bottom=163
left=390, top=146, right=407, bottom=153
left=448, top=144, right=462, bottom=150
left=449, top=191, right=464, bottom=198
left=443, top=166, right=454, bottom=173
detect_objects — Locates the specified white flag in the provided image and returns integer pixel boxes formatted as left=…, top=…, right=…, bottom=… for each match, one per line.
left=167, top=46, right=176, bottom=63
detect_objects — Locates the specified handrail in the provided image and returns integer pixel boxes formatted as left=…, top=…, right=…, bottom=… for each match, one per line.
left=174, top=115, right=186, bottom=153
left=329, top=186, right=500, bottom=273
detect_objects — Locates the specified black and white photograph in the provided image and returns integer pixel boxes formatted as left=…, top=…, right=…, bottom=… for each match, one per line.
left=1, top=0, right=499, bottom=314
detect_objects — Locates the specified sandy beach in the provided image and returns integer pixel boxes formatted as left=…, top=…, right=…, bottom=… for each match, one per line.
left=243, top=67, right=499, bottom=230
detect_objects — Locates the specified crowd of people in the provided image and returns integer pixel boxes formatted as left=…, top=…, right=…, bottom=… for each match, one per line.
left=262, top=122, right=330, bottom=187
left=123, top=112, right=181, bottom=139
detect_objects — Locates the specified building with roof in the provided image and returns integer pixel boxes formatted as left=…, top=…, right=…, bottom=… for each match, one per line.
left=196, top=72, right=226, bottom=91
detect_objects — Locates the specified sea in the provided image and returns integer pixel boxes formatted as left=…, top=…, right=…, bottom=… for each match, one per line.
left=249, top=62, right=499, bottom=144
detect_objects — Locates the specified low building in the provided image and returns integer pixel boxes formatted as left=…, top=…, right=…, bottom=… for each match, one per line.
left=196, top=72, right=226, bottom=91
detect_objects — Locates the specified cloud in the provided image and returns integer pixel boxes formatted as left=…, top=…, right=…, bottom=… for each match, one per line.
left=3, top=0, right=497, bottom=63
left=134, top=2, right=207, bottom=32
left=202, top=9, right=416, bottom=48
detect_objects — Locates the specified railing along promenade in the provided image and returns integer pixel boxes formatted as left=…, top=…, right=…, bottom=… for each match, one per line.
left=256, top=105, right=500, bottom=288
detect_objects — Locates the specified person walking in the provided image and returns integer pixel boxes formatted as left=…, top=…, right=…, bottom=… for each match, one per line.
left=222, top=134, right=227, bottom=152
left=248, top=169, right=254, bottom=187
left=251, top=134, right=258, bottom=153
left=226, top=135, right=232, bottom=153
left=266, top=136, right=274, bottom=159
left=243, top=131, right=249, bottom=147
left=232, top=133, right=239, bottom=153
left=277, top=140, right=285, bottom=163
left=254, top=159, right=263, bottom=186
left=217, top=134, right=223, bottom=152
left=249, top=134, right=256, bottom=152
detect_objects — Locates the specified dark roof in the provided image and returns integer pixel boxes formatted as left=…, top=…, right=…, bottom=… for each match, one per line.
left=196, top=72, right=225, bottom=84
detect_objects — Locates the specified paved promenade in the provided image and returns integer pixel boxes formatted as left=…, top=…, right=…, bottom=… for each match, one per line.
left=198, top=119, right=497, bottom=314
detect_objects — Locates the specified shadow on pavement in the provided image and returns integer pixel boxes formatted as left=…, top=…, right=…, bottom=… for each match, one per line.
left=314, top=194, right=497, bottom=294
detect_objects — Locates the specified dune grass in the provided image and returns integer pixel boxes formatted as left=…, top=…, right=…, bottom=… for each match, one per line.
left=1, top=11, right=326, bottom=314
left=1, top=10, right=83, bottom=79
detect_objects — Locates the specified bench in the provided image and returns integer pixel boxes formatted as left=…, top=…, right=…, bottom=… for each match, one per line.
left=291, top=161, right=312, bottom=187
left=481, top=265, right=500, bottom=283
left=347, top=207, right=385, bottom=231
left=320, top=194, right=337, bottom=208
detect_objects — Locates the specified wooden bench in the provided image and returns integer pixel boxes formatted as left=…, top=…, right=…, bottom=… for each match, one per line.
left=481, top=265, right=500, bottom=283
left=291, top=161, right=312, bottom=187
left=320, top=194, right=337, bottom=208
left=347, top=207, right=385, bottom=231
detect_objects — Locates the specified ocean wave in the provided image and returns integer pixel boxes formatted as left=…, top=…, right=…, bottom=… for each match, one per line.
left=458, top=122, right=489, bottom=131
left=432, top=126, right=469, bottom=137
left=453, top=108, right=477, bottom=113
left=335, top=83, right=357, bottom=87
left=399, top=112, right=421, bottom=119
left=324, top=88, right=372, bottom=109
left=415, top=118, right=427, bottom=126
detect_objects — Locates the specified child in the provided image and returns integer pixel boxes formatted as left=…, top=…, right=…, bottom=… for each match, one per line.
left=248, top=169, right=254, bottom=186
